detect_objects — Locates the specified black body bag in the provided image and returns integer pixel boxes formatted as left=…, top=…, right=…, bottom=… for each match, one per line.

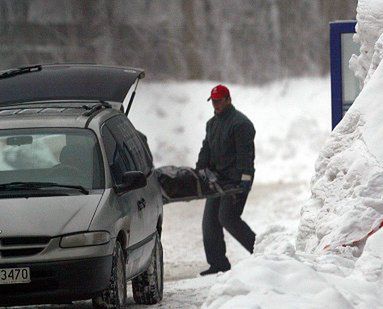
left=155, top=166, right=243, bottom=204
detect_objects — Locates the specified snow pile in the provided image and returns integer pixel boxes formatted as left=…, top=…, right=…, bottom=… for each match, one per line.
left=350, top=0, right=383, bottom=86
left=203, top=228, right=383, bottom=308
left=297, top=0, right=383, bottom=255
left=203, top=256, right=350, bottom=309
left=354, top=228, right=383, bottom=281
left=202, top=258, right=353, bottom=309
left=202, top=1, right=383, bottom=308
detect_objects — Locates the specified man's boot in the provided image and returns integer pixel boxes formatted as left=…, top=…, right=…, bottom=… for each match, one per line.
left=199, top=264, right=231, bottom=276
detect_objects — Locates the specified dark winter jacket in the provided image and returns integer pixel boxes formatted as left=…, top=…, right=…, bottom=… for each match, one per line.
left=196, top=105, right=255, bottom=183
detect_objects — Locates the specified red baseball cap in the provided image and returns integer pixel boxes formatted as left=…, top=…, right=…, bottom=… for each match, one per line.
left=207, top=84, right=230, bottom=101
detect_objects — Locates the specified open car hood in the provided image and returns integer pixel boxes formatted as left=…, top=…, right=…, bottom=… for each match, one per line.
left=0, top=64, right=145, bottom=105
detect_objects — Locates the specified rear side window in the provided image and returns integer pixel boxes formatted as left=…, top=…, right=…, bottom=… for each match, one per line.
left=105, top=116, right=153, bottom=176
left=101, top=126, right=129, bottom=185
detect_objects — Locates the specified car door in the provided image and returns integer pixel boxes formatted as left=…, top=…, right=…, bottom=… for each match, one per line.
left=101, top=123, right=145, bottom=246
left=119, top=118, right=160, bottom=234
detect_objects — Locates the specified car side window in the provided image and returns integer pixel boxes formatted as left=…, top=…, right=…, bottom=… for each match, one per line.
left=106, top=116, right=153, bottom=176
left=101, top=125, right=130, bottom=185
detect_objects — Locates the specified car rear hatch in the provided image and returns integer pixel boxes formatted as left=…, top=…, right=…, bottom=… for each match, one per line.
left=0, top=64, right=145, bottom=107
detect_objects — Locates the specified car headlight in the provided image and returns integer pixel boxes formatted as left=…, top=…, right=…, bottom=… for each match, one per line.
left=60, top=231, right=111, bottom=248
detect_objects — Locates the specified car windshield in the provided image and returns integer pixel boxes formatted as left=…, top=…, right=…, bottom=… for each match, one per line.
left=0, top=128, right=104, bottom=190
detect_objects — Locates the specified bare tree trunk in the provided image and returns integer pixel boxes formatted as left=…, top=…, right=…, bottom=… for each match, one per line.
left=181, top=0, right=203, bottom=80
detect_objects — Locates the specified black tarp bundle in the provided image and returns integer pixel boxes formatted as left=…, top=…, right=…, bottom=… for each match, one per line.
left=155, top=166, right=243, bottom=204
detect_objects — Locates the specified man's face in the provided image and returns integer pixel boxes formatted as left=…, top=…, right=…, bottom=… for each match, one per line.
left=212, top=97, right=230, bottom=114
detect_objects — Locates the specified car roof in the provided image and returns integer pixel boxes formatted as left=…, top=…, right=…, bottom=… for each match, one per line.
left=0, top=102, right=119, bottom=130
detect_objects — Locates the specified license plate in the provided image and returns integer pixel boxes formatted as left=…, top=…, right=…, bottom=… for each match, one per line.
left=0, top=267, right=30, bottom=284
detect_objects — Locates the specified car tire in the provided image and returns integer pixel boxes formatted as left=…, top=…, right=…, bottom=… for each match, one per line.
left=132, top=232, right=163, bottom=304
left=92, top=241, right=127, bottom=308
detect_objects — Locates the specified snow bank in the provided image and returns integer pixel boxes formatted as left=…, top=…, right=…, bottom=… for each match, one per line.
left=203, top=230, right=383, bottom=308
left=202, top=256, right=353, bottom=309
left=354, top=228, right=383, bottom=281
left=203, top=224, right=383, bottom=308
left=350, top=0, right=383, bottom=86
left=297, top=0, right=383, bottom=255
left=203, top=256, right=345, bottom=309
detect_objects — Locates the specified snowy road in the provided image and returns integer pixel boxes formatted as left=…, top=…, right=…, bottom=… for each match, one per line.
left=10, top=182, right=307, bottom=308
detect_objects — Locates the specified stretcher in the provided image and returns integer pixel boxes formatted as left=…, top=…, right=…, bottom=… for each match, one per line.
left=155, top=166, right=244, bottom=204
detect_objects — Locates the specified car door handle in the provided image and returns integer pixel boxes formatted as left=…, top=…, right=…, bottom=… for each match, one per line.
left=137, top=198, right=146, bottom=211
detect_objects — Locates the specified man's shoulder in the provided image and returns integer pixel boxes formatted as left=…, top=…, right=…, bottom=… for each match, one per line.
left=233, top=108, right=254, bottom=127
left=206, top=116, right=216, bottom=126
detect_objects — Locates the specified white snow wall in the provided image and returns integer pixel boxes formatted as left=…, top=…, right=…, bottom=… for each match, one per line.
left=296, top=0, right=383, bottom=255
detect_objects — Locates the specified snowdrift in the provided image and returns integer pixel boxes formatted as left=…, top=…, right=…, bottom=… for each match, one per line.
left=297, top=0, right=383, bottom=256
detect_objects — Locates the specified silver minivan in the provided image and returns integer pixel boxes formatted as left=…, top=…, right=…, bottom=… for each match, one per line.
left=0, top=64, right=164, bottom=308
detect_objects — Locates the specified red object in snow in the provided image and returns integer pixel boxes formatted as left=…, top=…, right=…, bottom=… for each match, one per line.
left=323, top=217, right=383, bottom=251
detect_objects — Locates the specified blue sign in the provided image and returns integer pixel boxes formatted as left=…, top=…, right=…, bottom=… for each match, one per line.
left=330, top=21, right=360, bottom=129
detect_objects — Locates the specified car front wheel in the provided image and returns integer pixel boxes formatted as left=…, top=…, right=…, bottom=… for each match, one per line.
left=132, top=232, right=163, bottom=304
left=92, top=240, right=127, bottom=308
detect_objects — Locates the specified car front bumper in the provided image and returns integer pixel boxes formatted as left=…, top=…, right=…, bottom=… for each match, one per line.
left=0, top=255, right=112, bottom=306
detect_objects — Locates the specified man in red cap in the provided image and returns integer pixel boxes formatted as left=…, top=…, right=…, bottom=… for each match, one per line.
left=196, top=84, right=256, bottom=276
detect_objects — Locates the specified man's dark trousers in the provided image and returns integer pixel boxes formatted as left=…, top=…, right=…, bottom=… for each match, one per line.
left=202, top=192, right=256, bottom=269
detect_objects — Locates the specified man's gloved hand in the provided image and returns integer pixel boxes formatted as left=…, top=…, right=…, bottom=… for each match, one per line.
left=240, top=180, right=252, bottom=192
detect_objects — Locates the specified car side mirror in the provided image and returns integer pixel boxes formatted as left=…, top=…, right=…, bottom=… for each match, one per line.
left=115, top=171, right=147, bottom=194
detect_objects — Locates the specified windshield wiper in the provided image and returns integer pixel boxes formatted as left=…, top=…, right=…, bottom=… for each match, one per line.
left=0, top=182, right=89, bottom=195
left=0, top=65, right=42, bottom=79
